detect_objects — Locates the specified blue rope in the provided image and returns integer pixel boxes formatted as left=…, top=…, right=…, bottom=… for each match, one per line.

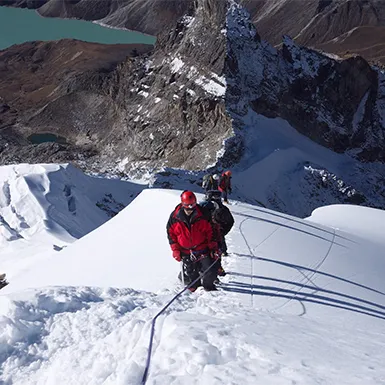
left=141, top=258, right=218, bottom=385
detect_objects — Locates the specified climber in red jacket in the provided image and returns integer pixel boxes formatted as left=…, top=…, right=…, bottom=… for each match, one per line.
left=166, top=190, right=219, bottom=291
left=218, top=170, right=232, bottom=203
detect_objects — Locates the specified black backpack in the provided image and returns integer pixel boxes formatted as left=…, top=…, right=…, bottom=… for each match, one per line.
left=212, top=204, right=234, bottom=235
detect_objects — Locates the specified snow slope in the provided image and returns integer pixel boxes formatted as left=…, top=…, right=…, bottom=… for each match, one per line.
left=228, top=109, right=385, bottom=218
left=0, top=164, right=145, bottom=279
left=149, top=110, right=385, bottom=219
left=1, top=188, right=385, bottom=384
left=308, top=204, right=385, bottom=246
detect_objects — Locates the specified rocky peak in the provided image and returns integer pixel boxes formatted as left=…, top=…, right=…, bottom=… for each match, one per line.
left=156, top=0, right=228, bottom=74
left=222, top=6, right=385, bottom=161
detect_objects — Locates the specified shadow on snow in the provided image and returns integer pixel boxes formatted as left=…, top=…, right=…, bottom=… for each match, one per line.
left=223, top=254, right=385, bottom=321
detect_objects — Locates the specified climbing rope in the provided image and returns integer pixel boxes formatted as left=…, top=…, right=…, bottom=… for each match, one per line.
left=141, top=257, right=218, bottom=385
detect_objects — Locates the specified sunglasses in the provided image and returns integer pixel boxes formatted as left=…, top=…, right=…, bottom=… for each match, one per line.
left=182, top=203, right=196, bottom=209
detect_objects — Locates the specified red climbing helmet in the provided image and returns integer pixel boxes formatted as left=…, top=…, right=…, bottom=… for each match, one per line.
left=181, top=190, right=197, bottom=209
left=224, top=170, right=232, bottom=177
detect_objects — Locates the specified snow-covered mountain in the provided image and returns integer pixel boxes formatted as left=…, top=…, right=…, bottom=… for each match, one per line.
left=0, top=163, right=145, bottom=280
left=1, top=181, right=385, bottom=384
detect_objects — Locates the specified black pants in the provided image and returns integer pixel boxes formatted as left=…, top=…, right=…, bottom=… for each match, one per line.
left=221, top=190, right=228, bottom=202
left=181, top=255, right=217, bottom=290
left=218, top=235, right=227, bottom=254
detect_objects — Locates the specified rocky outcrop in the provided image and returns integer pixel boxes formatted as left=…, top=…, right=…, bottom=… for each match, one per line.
left=222, top=0, right=385, bottom=162
left=0, top=273, right=7, bottom=290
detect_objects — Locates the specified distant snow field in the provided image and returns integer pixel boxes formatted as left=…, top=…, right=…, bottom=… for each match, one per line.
left=1, top=164, right=385, bottom=385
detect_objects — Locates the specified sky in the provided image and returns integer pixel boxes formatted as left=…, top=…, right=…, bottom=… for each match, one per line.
left=1, top=164, right=385, bottom=385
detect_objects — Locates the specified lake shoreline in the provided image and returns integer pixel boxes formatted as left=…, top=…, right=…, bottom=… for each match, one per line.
left=0, top=5, right=156, bottom=51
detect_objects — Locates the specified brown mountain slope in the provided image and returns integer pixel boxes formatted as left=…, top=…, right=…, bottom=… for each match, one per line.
left=317, top=25, right=385, bottom=65
left=241, top=0, right=385, bottom=64
left=0, top=39, right=152, bottom=112
left=0, top=39, right=153, bottom=163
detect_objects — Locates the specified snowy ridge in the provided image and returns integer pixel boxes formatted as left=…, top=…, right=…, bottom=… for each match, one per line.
left=224, top=110, right=384, bottom=217
left=0, top=164, right=145, bottom=279
left=309, top=204, right=385, bottom=246
left=1, top=188, right=385, bottom=384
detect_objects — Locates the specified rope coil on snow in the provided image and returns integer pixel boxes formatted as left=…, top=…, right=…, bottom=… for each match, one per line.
left=141, top=257, right=218, bottom=385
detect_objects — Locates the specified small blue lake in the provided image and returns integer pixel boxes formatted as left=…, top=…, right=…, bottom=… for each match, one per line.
left=0, top=6, right=156, bottom=50
left=28, top=133, right=68, bottom=144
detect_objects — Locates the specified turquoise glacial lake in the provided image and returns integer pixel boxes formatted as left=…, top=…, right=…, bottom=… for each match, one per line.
left=0, top=6, right=156, bottom=50
left=28, top=133, right=68, bottom=144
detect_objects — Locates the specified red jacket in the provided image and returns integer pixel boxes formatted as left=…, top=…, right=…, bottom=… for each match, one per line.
left=167, top=204, right=217, bottom=255
left=218, top=173, right=232, bottom=192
